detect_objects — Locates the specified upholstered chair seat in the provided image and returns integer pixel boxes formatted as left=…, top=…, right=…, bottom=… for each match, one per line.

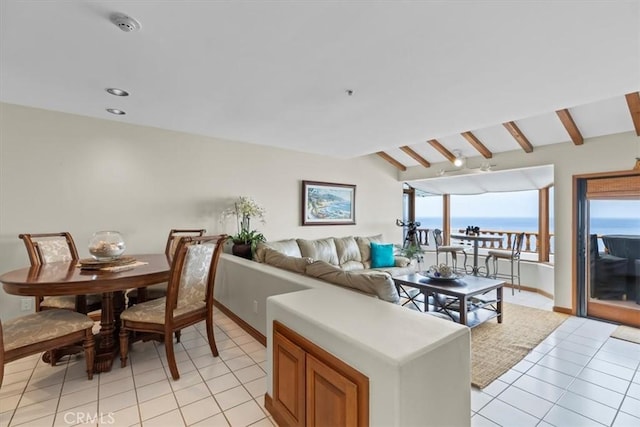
left=120, top=297, right=206, bottom=324
left=1, top=309, right=95, bottom=387
left=41, top=293, right=102, bottom=310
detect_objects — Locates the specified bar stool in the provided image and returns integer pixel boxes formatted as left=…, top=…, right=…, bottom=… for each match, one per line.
left=485, top=232, right=525, bottom=295
left=433, top=229, right=468, bottom=273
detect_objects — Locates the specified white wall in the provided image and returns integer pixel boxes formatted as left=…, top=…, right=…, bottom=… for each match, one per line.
left=0, top=103, right=404, bottom=320
left=401, top=132, right=640, bottom=311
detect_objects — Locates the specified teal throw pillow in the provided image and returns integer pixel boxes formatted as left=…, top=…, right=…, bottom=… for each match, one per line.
left=370, top=242, right=395, bottom=268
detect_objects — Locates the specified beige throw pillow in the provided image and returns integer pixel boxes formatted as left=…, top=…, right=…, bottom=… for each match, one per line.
left=263, top=248, right=313, bottom=274
left=305, top=260, right=399, bottom=303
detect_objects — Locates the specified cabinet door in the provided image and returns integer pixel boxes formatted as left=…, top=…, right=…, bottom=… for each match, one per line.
left=273, top=330, right=306, bottom=427
left=306, top=353, right=358, bottom=427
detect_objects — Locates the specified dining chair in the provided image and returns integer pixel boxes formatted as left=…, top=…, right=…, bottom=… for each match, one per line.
left=19, top=232, right=102, bottom=314
left=484, top=232, right=525, bottom=295
left=126, top=229, right=207, bottom=308
left=0, top=309, right=95, bottom=387
left=433, top=229, right=468, bottom=273
left=119, top=234, right=227, bottom=380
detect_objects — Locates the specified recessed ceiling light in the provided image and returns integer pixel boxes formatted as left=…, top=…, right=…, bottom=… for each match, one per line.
left=106, top=88, right=129, bottom=96
left=106, top=108, right=126, bottom=115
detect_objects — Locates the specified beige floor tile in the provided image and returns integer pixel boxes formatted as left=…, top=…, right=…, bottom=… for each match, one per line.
left=1, top=393, right=22, bottom=415
left=109, top=404, right=141, bottom=427
left=180, top=396, right=222, bottom=425
left=219, top=347, right=245, bottom=361
left=223, top=400, right=266, bottom=427
left=139, top=393, right=178, bottom=421
left=233, top=365, right=265, bottom=384
left=0, top=380, right=28, bottom=399
left=12, top=412, right=56, bottom=427
left=18, top=382, right=62, bottom=408
left=174, top=382, right=212, bottom=407
left=205, top=373, right=240, bottom=395
left=135, top=378, right=172, bottom=403
left=169, top=370, right=204, bottom=392
left=142, top=408, right=184, bottom=426
left=191, top=412, right=230, bottom=427
left=61, top=376, right=98, bottom=396
left=131, top=367, right=167, bottom=388
left=190, top=353, right=220, bottom=369
left=3, top=359, right=38, bottom=375
left=199, top=361, right=231, bottom=381
left=214, top=385, right=252, bottom=411
left=99, top=376, right=135, bottom=399
left=98, top=389, right=137, bottom=414
left=239, top=342, right=264, bottom=355
left=10, top=397, right=59, bottom=426
left=225, top=356, right=255, bottom=372
left=57, top=386, right=99, bottom=412
left=248, top=350, right=266, bottom=364
left=243, top=377, right=267, bottom=399
left=54, top=400, right=97, bottom=427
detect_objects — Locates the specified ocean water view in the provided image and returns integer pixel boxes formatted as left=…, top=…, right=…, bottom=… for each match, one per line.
left=414, top=217, right=640, bottom=236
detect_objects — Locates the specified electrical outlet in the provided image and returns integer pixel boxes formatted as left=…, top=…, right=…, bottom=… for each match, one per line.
left=253, top=300, right=258, bottom=314
left=20, top=298, right=33, bottom=311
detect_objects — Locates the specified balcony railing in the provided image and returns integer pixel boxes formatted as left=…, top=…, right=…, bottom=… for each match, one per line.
left=415, top=228, right=555, bottom=260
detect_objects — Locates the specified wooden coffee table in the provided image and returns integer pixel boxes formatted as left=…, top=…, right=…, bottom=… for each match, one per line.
left=393, top=273, right=505, bottom=327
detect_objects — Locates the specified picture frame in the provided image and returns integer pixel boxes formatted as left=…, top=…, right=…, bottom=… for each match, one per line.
left=302, top=180, right=356, bottom=226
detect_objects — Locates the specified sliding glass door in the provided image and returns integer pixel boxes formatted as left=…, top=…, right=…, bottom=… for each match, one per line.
left=577, top=171, right=640, bottom=327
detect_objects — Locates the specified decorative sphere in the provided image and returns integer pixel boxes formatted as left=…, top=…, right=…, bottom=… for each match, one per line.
left=88, top=231, right=125, bottom=260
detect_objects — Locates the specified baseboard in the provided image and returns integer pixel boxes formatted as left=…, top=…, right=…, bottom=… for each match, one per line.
left=553, top=306, right=574, bottom=315
left=213, top=299, right=266, bottom=346
left=503, top=283, right=554, bottom=300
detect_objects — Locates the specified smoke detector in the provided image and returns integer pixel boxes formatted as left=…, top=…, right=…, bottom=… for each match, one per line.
left=110, top=13, right=141, bottom=32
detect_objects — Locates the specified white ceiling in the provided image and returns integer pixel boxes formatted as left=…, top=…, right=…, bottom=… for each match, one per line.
left=1, top=1, right=639, bottom=161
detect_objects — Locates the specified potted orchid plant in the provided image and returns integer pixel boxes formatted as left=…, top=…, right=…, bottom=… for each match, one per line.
left=222, top=196, right=266, bottom=259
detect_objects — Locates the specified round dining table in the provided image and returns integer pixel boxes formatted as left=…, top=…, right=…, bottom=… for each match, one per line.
left=0, top=254, right=170, bottom=373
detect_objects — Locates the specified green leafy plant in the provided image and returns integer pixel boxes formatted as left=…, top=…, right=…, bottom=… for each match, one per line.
left=231, top=229, right=266, bottom=252
left=399, top=243, right=422, bottom=260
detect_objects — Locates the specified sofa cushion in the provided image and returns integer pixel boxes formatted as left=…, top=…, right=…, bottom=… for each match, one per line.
left=371, top=242, right=395, bottom=268
left=305, top=260, right=400, bottom=303
left=334, top=236, right=365, bottom=271
left=297, top=238, right=339, bottom=266
left=263, top=248, right=313, bottom=274
left=255, top=239, right=302, bottom=262
left=355, top=234, right=383, bottom=268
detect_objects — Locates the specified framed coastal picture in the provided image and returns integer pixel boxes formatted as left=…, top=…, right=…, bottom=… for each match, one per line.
left=302, top=180, right=356, bottom=225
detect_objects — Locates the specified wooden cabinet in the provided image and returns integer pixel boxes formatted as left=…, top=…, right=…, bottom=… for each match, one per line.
left=267, top=321, right=369, bottom=427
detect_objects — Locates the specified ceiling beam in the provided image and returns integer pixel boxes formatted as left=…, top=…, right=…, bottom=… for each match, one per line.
left=427, top=139, right=456, bottom=163
left=460, top=131, right=493, bottom=159
left=503, top=121, right=534, bottom=153
left=376, top=152, right=407, bottom=171
left=625, top=91, right=640, bottom=136
left=556, top=109, right=583, bottom=145
left=399, top=146, right=431, bottom=168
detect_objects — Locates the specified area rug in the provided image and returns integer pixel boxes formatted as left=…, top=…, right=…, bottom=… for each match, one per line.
left=471, top=302, right=569, bottom=389
left=610, top=325, right=640, bottom=344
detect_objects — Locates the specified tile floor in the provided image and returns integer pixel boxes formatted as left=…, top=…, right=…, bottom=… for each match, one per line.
left=1, top=291, right=639, bottom=426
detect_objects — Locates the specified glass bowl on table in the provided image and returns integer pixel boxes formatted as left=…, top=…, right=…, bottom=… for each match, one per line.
left=88, top=231, right=126, bottom=261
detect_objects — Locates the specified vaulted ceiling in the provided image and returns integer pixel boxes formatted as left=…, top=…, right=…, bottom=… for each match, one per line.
left=1, top=1, right=639, bottom=164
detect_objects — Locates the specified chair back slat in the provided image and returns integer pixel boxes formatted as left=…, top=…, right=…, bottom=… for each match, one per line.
left=165, top=229, right=207, bottom=261
left=19, top=232, right=79, bottom=266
